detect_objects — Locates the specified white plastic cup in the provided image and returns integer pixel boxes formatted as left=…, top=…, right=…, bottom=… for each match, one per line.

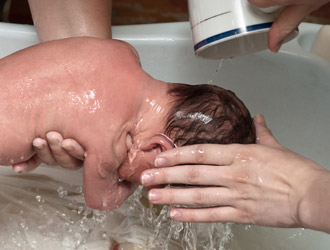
left=188, top=0, right=298, bottom=59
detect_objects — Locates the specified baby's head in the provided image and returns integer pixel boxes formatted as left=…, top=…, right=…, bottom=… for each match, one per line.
left=119, top=82, right=255, bottom=184
left=165, top=83, right=255, bottom=147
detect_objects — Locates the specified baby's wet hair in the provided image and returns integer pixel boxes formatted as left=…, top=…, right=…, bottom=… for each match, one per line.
left=164, top=84, right=256, bottom=147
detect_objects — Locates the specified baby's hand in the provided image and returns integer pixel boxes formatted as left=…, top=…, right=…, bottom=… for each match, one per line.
left=12, top=132, right=85, bottom=173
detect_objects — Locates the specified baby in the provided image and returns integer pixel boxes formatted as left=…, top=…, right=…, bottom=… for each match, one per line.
left=0, top=38, right=255, bottom=210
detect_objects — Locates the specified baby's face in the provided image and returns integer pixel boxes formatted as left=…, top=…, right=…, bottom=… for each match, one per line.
left=118, top=133, right=175, bottom=185
left=118, top=136, right=157, bottom=185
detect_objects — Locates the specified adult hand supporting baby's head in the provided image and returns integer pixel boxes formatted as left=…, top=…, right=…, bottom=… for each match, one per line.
left=248, top=0, right=330, bottom=52
left=140, top=115, right=330, bottom=233
left=12, top=132, right=85, bottom=173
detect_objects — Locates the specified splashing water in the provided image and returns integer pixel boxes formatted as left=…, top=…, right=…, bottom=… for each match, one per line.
left=0, top=167, right=233, bottom=250
left=127, top=186, right=233, bottom=250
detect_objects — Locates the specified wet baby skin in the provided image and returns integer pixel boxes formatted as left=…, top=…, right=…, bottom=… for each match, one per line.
left=0, top=38, right=174, bottom=210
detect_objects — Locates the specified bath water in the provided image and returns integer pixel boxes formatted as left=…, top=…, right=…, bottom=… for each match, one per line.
left=0, top=168, right=233, bottom=250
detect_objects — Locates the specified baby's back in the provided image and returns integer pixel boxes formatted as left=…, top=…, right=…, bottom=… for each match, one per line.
left=0, top=37, right=146, bottom=166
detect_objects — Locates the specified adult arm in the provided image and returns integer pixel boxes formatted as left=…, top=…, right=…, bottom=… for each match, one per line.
left=141, top=115, right=330, bottom=234
left=28, top=0, right=112, bottom=42
left=248, top=0, right=330, bottom=52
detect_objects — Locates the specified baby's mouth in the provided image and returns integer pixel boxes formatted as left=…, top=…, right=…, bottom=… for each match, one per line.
left=101, top=178, right=137, bottom=210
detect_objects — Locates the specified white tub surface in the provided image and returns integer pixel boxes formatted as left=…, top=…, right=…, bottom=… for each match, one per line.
left=1, top=22, right=330, bottom=250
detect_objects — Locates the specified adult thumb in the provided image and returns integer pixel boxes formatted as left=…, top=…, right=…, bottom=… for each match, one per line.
left=254, top=115, right=282, bottom=148
left=268, top=4, right=312, bottom=52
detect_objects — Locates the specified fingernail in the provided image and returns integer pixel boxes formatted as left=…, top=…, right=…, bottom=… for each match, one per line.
left=273, top=40, right=283, bottom=53
left=62, top=144, right=73, bottom=151
left=148, top=190, right=162, bottom=201
left=154, top=157, right=167, bottom=167
left=254, top=115, right=267, bottom=127
left=12, top=165, right=26, bottom=173
left=141, top=172, right=154, bottom=185
left=254, top=114, right=264, bottom=125
left=33, top=139, right=46, bottom=150
left=170, top=208, right=182, bottom=219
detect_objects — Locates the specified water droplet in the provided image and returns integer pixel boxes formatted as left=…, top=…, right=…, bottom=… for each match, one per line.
left=77, top=206, right=84, bottom=215
left=75, top=186, right=83, bottom=194
left=35, top=195, right=42, bottom=202
left=101, top=232, right=108, bottom=240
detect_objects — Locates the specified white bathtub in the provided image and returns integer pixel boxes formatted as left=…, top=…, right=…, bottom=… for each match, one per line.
left=1, top=22, right=330, bottom=250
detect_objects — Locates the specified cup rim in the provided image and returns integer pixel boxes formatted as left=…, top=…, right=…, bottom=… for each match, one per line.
left=194, top=22, right=273, bottom=52
left=194, top=24, right=299, bottom=59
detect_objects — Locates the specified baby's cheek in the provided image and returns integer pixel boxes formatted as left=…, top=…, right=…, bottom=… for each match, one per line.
left=118, top=161, right=134, bottom=181
left=118, top=159, right=152, bottom=185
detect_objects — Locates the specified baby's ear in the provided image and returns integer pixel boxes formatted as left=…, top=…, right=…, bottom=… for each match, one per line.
left=121, top=135, right=175, bottom=184
left=140, top=134, right=175, bottom=153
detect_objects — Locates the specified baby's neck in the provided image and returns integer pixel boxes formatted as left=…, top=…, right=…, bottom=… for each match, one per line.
left=131, top=80, right=171, bottom=144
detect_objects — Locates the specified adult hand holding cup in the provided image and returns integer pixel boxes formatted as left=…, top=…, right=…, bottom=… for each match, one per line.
left=188, top=0, right=298, bottom=59
left=248, top=0, right=330, bottom=52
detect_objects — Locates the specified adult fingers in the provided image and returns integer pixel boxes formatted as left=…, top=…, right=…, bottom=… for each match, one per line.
left=169, top=206, right=246, bottom=224
left=141, top=165, right=235, bottom=187
left=147, top=187, right=234, bottom=206
left=46, top=132, right=83, bottom=169
left=248, top=0, right=301, bottom=8
left=254, top=115, right=281, bottom=148
left=33, top=137, right=57, bottom=165
left=154, top=144, right=236, bottom=168
left=269, top=4, right=313, bottom=52
left=61, top=139, right=85, bottom=160
left=248, top=0, right=278, bottom=8
left=12, top=154, right=41, bottom=173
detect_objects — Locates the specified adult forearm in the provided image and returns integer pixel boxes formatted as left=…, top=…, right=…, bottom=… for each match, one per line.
left=300, top=169, right=330, bottom=233
left=28, top=0, right=112, bottom=42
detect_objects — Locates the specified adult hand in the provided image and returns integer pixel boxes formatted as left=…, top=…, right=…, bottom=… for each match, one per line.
left=141, top=115, right=330, bottom=233
left=248, top=0, right=330, bottom=52
left=12, top=132, right=85, bottom=173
